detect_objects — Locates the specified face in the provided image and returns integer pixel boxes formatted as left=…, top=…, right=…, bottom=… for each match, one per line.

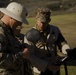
left=36, top=19, right=49, bottom=31
left=9, top=18, right=22, bottom=36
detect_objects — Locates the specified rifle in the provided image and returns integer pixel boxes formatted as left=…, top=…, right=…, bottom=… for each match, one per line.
left=55, top=47, right=76, bottom=65
left=55, top=47, right=76, bottom=75
left=67, top=47, right=76, bottom=59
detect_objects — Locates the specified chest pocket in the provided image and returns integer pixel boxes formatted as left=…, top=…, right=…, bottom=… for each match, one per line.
left=46, top=30, right=59, bottom=57
left=7, top=34, right=21, bottom=54
left=0, top=26, right=21, bottom=69
left=2, top=25, right=21, bottom=54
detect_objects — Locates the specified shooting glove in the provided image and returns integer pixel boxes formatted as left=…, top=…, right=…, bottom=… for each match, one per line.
left=66, top=48, right=76, bottom=59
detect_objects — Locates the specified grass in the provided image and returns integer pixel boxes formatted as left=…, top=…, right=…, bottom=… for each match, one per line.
left=22, top=13, right=76, bottom=48
left=21, top=13, right=76, bottom=75
left=50, top=13, right=76, bottom=48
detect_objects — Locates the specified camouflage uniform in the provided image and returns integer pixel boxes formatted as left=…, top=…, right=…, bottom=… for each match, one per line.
left=0, top=20, right=33, bottom=75
left=24, top=7, right=70, bottom=75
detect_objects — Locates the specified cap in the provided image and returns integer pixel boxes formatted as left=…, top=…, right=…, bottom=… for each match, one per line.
left=36, top=7, right=51, bottom=22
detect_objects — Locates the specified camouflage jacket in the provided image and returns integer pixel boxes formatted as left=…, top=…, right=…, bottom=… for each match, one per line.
left=0, top=20, right=33, bottom=75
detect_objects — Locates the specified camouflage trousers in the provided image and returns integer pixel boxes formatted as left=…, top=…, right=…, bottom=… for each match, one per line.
left=0, top=68, right=21, bottom=75
left=0, top=68, right=34, bottom=75
left=0, top=65, right=34, bottom=75
left=0, top=57, right=34, bottom=75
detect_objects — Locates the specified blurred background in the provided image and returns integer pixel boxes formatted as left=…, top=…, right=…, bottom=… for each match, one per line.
left=0, top=0, right=76, bottom=75
left=0, top=0, right=76, bottom=17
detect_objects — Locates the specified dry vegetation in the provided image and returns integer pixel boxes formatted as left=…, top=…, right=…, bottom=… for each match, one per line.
left=1, top=0, right=76, bottom=17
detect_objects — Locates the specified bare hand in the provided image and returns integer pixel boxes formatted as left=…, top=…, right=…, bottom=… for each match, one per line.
left=47, top=63, right=60, bottom=72
left=47, top=56, right=60, bottom=72
left=22, top=48, right=29, bottom=58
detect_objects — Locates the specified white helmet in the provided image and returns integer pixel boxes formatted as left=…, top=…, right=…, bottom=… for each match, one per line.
left=0, top=2, right=28, bottom=24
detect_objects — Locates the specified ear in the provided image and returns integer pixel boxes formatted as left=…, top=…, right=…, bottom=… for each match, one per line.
left=10, top=18, right=12, bottom=22
left=10, top=17, right=13, bottom=21
left=36, top=16, right=38, bottom=19
left=48, top=18, right=51, bottom=23
left=50, top=18, right=51, bottom=22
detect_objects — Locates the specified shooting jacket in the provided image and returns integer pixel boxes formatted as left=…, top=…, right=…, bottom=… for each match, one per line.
left=0, top=20, right=33, bottom=75
left=24, top=25, right=68, bottom=72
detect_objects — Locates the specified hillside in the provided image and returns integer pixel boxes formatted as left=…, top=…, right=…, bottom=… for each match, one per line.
left=0, top=0, right=76, bottom=17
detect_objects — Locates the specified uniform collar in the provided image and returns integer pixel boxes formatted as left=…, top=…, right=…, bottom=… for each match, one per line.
left=0, top=20, right=6, bottom=27
left=34, top=24, right=50, bottom=33
left=0, top=20, right=14, bottom=36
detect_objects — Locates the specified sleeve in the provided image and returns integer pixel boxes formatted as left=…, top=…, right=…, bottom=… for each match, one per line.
left=0, top=32, right=22, bottom=63
left=0, top=33, right=7, bottom=52
left=24, top=36, right=48, bottom=72
left=0, top=33, right=14, bottom=68
left=56, top=29, right=70, bottom=54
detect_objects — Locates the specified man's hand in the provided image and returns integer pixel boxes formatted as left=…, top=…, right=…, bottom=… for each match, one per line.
left=22, top=48, right=29, bottom=58
left=47, top=56, right=60, bottom=72
left=20, top=43, right=30, bottom=58
left=47, top=63, right=60, bottom=72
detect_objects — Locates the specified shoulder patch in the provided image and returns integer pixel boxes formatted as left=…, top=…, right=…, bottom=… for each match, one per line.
left=25, top=28, right=40, bottom=43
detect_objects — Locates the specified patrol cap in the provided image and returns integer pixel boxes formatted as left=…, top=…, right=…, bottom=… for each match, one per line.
left=36, top=7, right=51, bottom=22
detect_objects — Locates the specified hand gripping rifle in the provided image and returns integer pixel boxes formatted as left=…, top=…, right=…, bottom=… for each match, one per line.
left=55, top=47, right=76, bottom=75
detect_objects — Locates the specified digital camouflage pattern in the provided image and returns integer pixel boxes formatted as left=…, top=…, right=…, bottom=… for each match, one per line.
left=0, top=20, right=33, bottom=75
left=36, top=7, right=51, bottom=22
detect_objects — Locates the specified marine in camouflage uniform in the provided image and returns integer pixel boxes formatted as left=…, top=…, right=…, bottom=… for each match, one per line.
left=0, top=2, right=33, bottom=75
left=0, top=20, right=20, bottom=75
left=0, top=20, right=33, bottom=75
left=24, top=7, right=71, bottom=75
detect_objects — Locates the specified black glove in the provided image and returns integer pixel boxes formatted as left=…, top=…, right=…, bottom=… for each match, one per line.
left=66, top=48, right=76, bottom=59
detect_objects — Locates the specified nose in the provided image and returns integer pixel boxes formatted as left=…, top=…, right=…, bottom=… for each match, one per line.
left=40, top=22, right=44, bottom=26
